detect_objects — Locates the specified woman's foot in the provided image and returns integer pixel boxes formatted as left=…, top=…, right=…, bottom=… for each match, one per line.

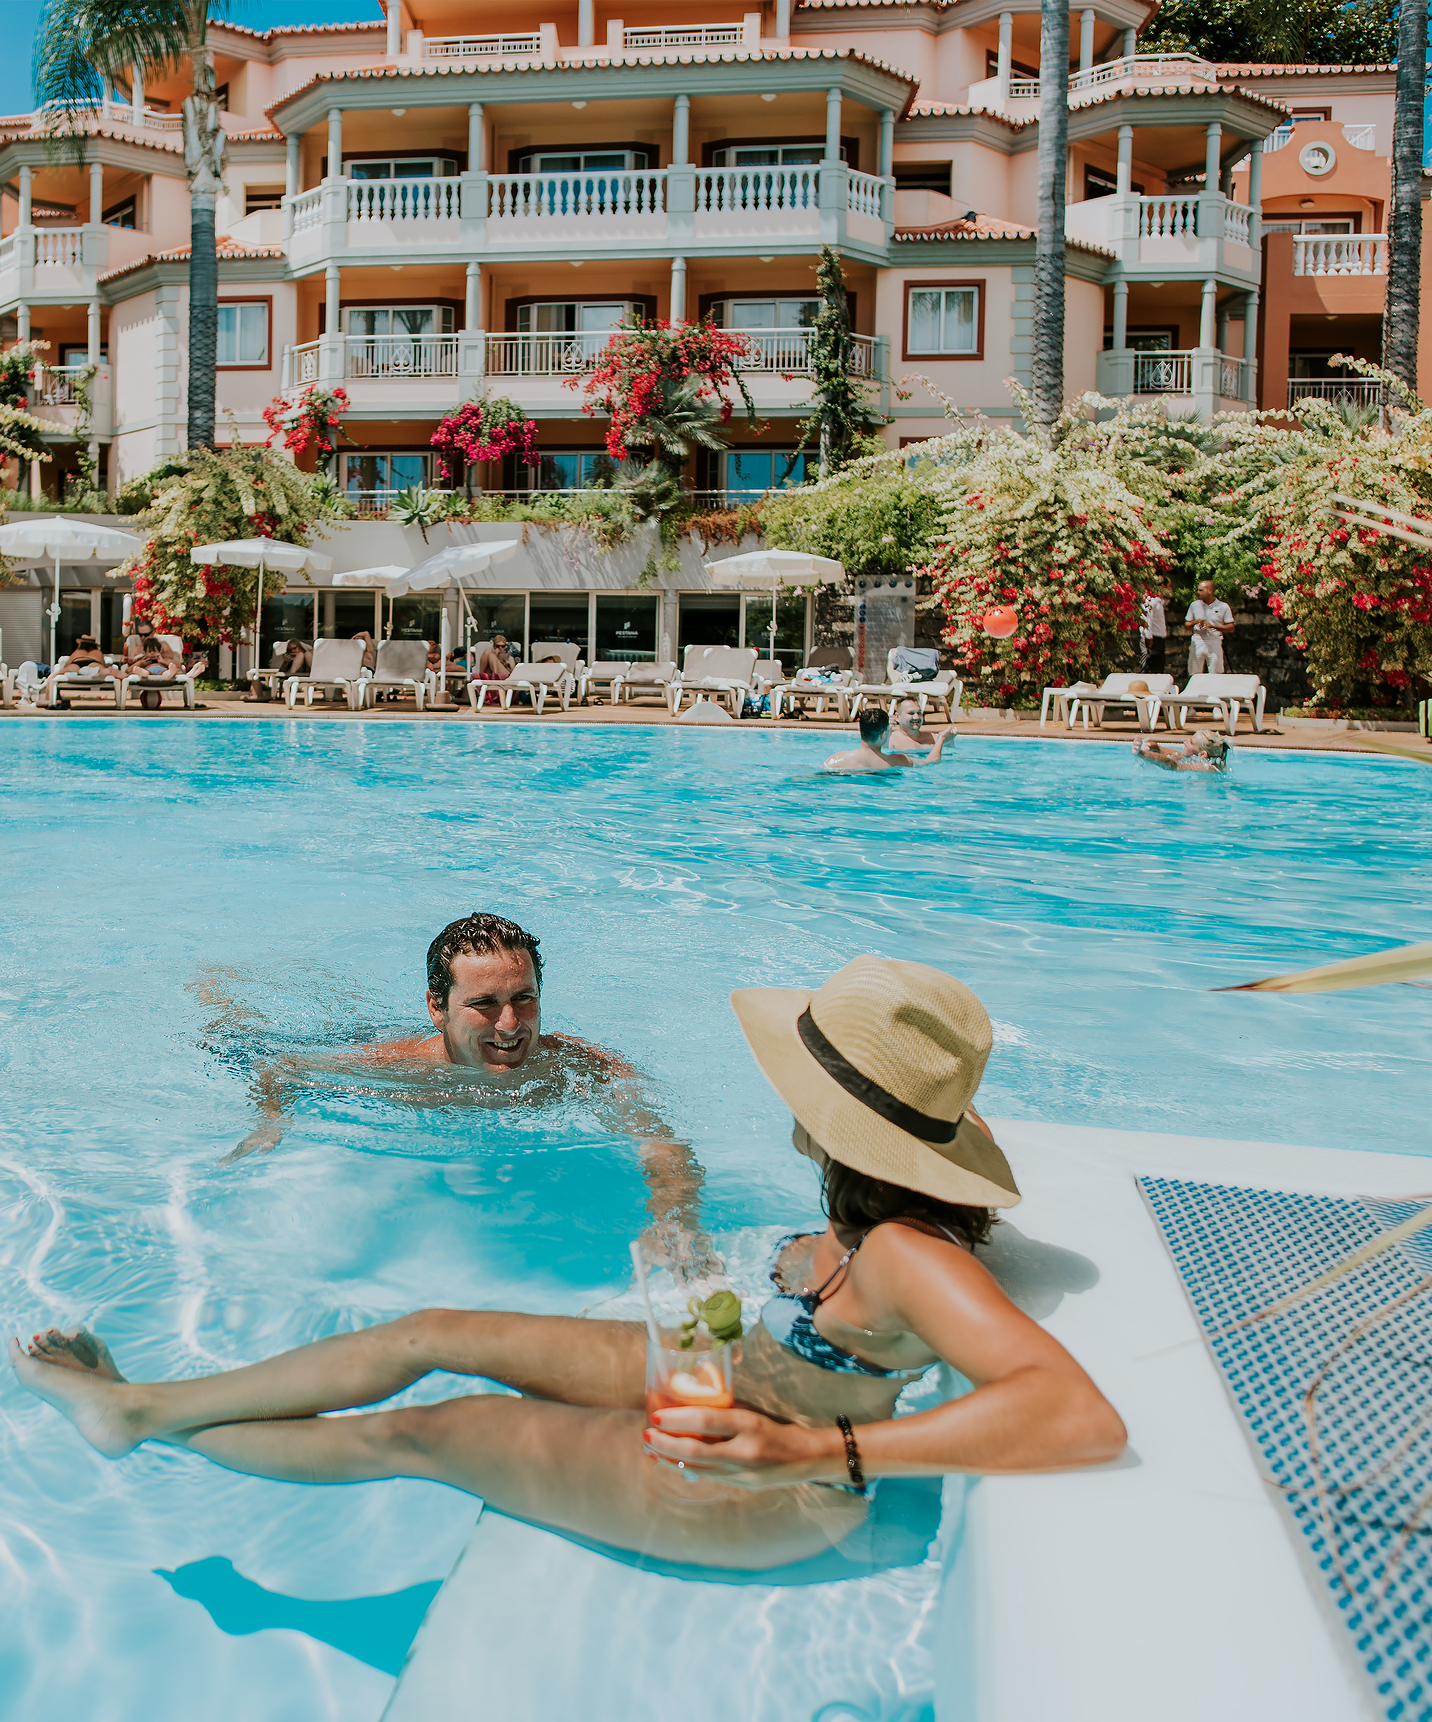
left=9, top=1334, right=145, bottom=1458
left=28, top=1326, right=126, bottom=1380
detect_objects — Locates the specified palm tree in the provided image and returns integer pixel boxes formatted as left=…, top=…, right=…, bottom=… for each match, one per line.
left=1032, top=0, right=1070, bottom=437
left=33, top=0, right=228, bottom=450
left=1383, top=0, right=1427, bottom=396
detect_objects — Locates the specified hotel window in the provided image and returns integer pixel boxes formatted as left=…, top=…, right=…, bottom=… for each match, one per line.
left=905, top=285, right=981, bottom=357
left=893, top=164, right=952, bottom=195
left=514, top=302, right=635, bottom=364
left=245, top=186, right=284, bottom=215
left=345, top=157, right=459, bottom=179
left=516, top=449, right=629, bottom=491
left=341, top=451, right=432, bottom=502
left=710, top=298, right=820, bottom=331
left=710, top=142, right=845, bottom=166
left=1261, top=217, right=1356, bottom=234
left=516, top=149, right=650, bottom=173
left=344, top=306, right=454, bottom=337
left=102, top=197, right=137, bottom=228
left=216, top=301, right=268, bottom=367
left=722, top=449, right=818, bottom=500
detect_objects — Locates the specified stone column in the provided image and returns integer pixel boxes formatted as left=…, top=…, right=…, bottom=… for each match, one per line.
left=18, top=164, right=31, bottom=227
left=670, top=256, right=687, bottom=323
left=1216, top=300, right=1230, bottom=353
left=673, top=94, right=690, bottom=165
left=1203, top=121, right=1221, bottom=190
left=1242, top=288, right=1259, bottom=400
left=1247, top=141, right=1262, bottom=248
left=578, top=0, right=594, bottom=47
left=327, top=107, right=343, bottom=179
left=825, top=87, right=841, bottom=161
left=776, top=0, right=791, bottom=36
left=386, top=1, right=402, bottom=59
left=879, top=107, right=894, bottom=226
left=87, top=298, right=101, bottom=363
left=326, top=264, right=341, bottom=332
left=465, top=261, right=481, bottom=328
left=17, top=303, right=29, bottom=340
left=89, top=160, right=104, bottom=224
left=997, top=13, right=1012, bottom=101
left=1079, top=10, right=1095, bottom=72
left=468, top=102, right=485, bottom=171
left=131, top=62, right=145, bottom=116
left=1123, top=27, right=1137, bottom=58
left=283, top=131, right=300, bottom=239
left=1116, top=124, right=1132, bottom=195
left=1200, top=277, right=1217, bottom=349
left=1112, top=277, right=1128, bottom=348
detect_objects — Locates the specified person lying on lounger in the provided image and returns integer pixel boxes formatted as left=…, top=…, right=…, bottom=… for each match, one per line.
left=60, top=636, right=124, bottom=683
left=1133, top=730, right=1231, bottom=774
left=825, top=707, right=951, bottom=774
left=226, top=912, right=708, bottom=1251
left=12, top=957, right=1125, bottom=1573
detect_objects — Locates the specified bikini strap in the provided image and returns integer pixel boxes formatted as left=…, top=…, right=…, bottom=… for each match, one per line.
left=811, top=1231, right=871, bottom=1304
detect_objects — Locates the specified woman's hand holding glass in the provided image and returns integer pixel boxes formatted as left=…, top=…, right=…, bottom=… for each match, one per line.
left=643, top=1404, right=841, bottom=1490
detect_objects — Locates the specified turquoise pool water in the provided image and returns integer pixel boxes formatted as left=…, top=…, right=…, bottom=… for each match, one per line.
left=1, top=721, right=1429, bottom=1721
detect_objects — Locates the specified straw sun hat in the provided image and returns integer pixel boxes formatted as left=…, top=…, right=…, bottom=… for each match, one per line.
left=730, top=956, right=1020, bottom=1208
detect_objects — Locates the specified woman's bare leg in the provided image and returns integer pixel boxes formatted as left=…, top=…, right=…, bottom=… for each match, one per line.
left=9, top=1312, right=646, bottom=1458
left=154, top=1394, right=867, bottom=1571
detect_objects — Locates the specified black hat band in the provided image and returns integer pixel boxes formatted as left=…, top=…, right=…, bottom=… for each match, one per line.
left=797, top=1008, right=960, bottom=1145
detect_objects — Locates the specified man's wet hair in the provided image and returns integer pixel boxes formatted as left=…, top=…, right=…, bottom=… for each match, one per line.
left=426, top=913, right=543, bottom=1007
left=858, top=707, right=890, bottom=745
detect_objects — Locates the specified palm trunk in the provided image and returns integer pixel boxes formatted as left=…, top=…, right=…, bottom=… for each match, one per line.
left=1383, top=0, right=1427, bottom=396
left=1033, top=0, right=1069, bottom=437
left=182, top=5, right=224, bottom=450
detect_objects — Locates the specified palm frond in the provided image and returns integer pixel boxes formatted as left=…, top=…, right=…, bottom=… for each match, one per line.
left=34, top=0, right=192, bottom=112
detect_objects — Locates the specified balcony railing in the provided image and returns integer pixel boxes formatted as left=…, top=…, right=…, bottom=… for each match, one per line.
left=695, top=164, right=819, bottom=214
left=623, top=23, right=745, bottom=48
left=30, top=363, right=92, bottom=405
left=423, top=33, right=541, bottom=58
left=485, top=333, right=611, bottom=375
left=1264, top=121, right=1376, bottom=154
left=291, top=186, right=323, bottom=232
left=349, top=179, right=460, bottom=223
left=286, top=336, right=461, bottom=387
left=1137, top=197, right=1198, bottom=240
left=488, top=170, right=666, bottom=223
left=1218, top=356, right=1248, bottom=399
left=1225, top=202, right=1252, bottom=246
left=1287, top=378, right=1382, bottom=406
left=1134, top=351, right=1194, bottom=394
left=1070, top=51, right=1217, bottom=94
left=34, top=227, right=84, bottom=266
left=1293, top=234, right=1387, bottom=276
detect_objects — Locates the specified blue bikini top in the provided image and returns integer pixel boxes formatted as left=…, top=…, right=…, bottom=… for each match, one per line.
left=761, top=1227, right=953, bottom=1380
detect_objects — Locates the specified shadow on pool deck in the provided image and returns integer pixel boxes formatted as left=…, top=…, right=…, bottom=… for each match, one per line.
left=156, top=1556, right=442, bottom=1675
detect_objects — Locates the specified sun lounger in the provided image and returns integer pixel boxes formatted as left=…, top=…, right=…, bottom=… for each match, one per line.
left=491, top=661, right=574, bottom=714
left=1165, top=673, right=1266, bottom=735
left=121, top=634, right=203, bottom=710
left=670, top=645, right=759, bottom=717
left=359, top=638, right=430, bottom=710
left=769, top=648, right=855, bottom=720
left=751, top=659, right=783, bottom=694
left=1065, top=673, right=1176, bottom=732
left=249, top=640, right=312, bottom=701
left=848, top=651, right=962, bottom=725
left=41, top=654, right=125, bottom=710
left=576, top=661, right=630, bottom=705
left=284, top=638, right=367, bottom=710
left=615, top=661, right=677, bottom=708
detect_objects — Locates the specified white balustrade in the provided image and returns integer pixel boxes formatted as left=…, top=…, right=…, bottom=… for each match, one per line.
left=1287, top=378, right=1381, bottom=406
left=1069, top=53, right=1217, bottom=95
left=847, top=169, right=884, bottom=220
left=291, top=188, right=323, bottom=232
left=623, top=24, right=744, bottom=48
left=735, top=331, right=876, bottom=374
left=0, top=233, right=15, bottom=265
left=1008, top=77, right=1040, bottom=98
left=484, top=333, right=609, bottom=375
left=695, top=164, right=819, bottom=215
left=1134, top=351, right=1193, bottom=395
left=35, top=228, right=83, bottom=266
left=286, top=340, right=321, bottom=387
left=487, top=170, right=666, bottom=223
left=1138, top=196, right=1198, bottom=239
left=423, top=33, right=541, bottom=58
left=1343, top=123, right=1376, bottom=151
left=1293, top=234, right=1387, bottom=276
left=345, top=334, right=459, bottom=379
left=32, top=364, right=91, bottom=405
left=1224, top=201, right=1252, bottom=246
left=1218, top=356, right=1245, bottom=399
left=348, top=178, right=460, bottom=223
left=1262, top=124, right=1294, bottom=154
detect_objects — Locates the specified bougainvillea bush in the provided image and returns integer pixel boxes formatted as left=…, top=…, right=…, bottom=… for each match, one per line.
left=430, top=395, right=539, bottom=485
left=112, top=444, right=343, bottom=651
left=262, top=385, right=353, bottom=470
left=925, top=399, right=1172, bottom=701
left=1208, top=375, right=1432, bottom=708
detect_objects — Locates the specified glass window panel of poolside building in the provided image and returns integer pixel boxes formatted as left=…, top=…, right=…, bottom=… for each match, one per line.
left=594, top=595, right=658, bottom=662
left=389, top=593, right=444, bottom=645
left=55, top=590, right=93, bottom=659
left=723, top=449, right=817, bottom=501
left=529, top=593, right=589, bottom=662
left=678, top=594, right=740, bottom=653
left=462, top=594, right=527, bottom=657
left=259, top=590, right=319, bottom=669
left=907, top=287, right=978, bottom=354
left=741, top=592, right=808, bottom=668
left=319, top=590, right=382, bottom=640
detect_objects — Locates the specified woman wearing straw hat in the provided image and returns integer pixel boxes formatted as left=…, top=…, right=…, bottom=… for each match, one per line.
left=12, top=958, right=1124, bottom=1570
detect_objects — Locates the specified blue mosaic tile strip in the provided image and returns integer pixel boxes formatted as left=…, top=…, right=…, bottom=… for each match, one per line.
left=1140, top=1177, right=1432, bottom=1722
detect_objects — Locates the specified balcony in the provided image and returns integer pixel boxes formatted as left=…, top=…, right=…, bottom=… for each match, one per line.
left=423, top=32, right=543, bottom=59
left=1095, top=347, right=1253, bottom=419
left=0, top=223, right=157, bottom=305
left=26, top=362, right=114, bottom=439
left=967, top=53, right=1222, bottom=117
left=1286, top=378, right=1381, bottom=408
left=1063, top=192, right=1257, bottom=283
left=1293, top=234, right=1387, bottom=276
left=281, top=331, right=884, bottom=416
left=1264, top=121, right=1376, bottom=155
left=286, top=163, right=889, bottom=265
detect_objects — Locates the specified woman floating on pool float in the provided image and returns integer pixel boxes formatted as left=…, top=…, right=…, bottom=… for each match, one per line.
left=11, top=957, right=1125, bottom=1570
left=1134, top=730, right=1232, bottom=774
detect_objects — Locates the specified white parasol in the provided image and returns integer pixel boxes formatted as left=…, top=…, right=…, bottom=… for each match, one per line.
left=377, top=541, right=523, bottom=680
left=0, top=517, right=144, bottom=667
left=705, top=549, right=845, bottom=663
left=190, top=539, right=333, bottom=677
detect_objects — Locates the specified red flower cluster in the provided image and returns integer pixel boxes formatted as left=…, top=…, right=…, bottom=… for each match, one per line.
left=570, top=317, right=753, bottom=460
left=262, top=386, right=352, bottom=459
left=430, top=398, right=539, bottom=485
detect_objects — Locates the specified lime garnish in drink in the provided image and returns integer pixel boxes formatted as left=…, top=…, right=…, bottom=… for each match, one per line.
left=678, top=1289, right=745, bottom=1349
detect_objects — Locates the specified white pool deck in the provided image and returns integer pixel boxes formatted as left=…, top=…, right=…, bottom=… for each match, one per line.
left=384, top=1120, right=1424, bottom=1722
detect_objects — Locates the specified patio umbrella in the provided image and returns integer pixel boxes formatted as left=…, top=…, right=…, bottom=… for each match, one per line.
left=190, top=539, right=333, bottom=676
left=705, top=549, right=845, bottom=663
left=0, top=516, right=144, bottom=668
left=381, top=541, right=524, bottom=677
left=331, top=566, right=414, bottom=643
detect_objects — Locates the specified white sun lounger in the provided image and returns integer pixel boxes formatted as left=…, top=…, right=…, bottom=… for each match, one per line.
left=359, top=638, right=430, bottom=710
left=670, top=645, right=759, bottom=717
left=1165, top=673, right=1266, bottom=735
left=577, top=660, right=631, bottom=705
left=284, top=637, right=367, bottom=710
left=492, top=661, right=574, bottom=713
left=615, top=661, right=678, bottom=708
left=769, top=648, right=855, bottom=720
left=848, top=652, right=962, bottom=725
left=41, top=654, right=126, bottom=710
left=121, top=634, right=203, bottom=710
left=1065, top=673, right=1177, bottom=732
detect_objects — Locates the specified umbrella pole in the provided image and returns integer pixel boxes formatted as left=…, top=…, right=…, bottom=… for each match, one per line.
left=50, top=551, right=59, bottom=673
left=254, top=564, right=264, bottom=688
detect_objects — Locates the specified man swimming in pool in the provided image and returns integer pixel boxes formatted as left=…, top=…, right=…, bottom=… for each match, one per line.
left=233, top=913, right=708, bottom=1255
left=825, top=707, right=951, bottom=774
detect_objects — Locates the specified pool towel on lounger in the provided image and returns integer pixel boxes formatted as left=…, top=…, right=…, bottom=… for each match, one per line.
left=382, top=1227, right=963, bottom=1722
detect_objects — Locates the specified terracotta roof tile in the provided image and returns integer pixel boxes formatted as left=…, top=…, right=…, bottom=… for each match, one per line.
left=99, top=238, right=286, bottom=284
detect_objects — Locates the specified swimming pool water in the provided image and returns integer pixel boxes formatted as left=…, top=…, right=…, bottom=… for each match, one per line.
left=1, top=721, right=1429, bottom=1721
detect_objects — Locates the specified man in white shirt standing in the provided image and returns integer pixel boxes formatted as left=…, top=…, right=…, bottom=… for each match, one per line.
left=1140, top=587, right=1167, bottom=675
left=1185, top=579, right=1234, bottom=676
